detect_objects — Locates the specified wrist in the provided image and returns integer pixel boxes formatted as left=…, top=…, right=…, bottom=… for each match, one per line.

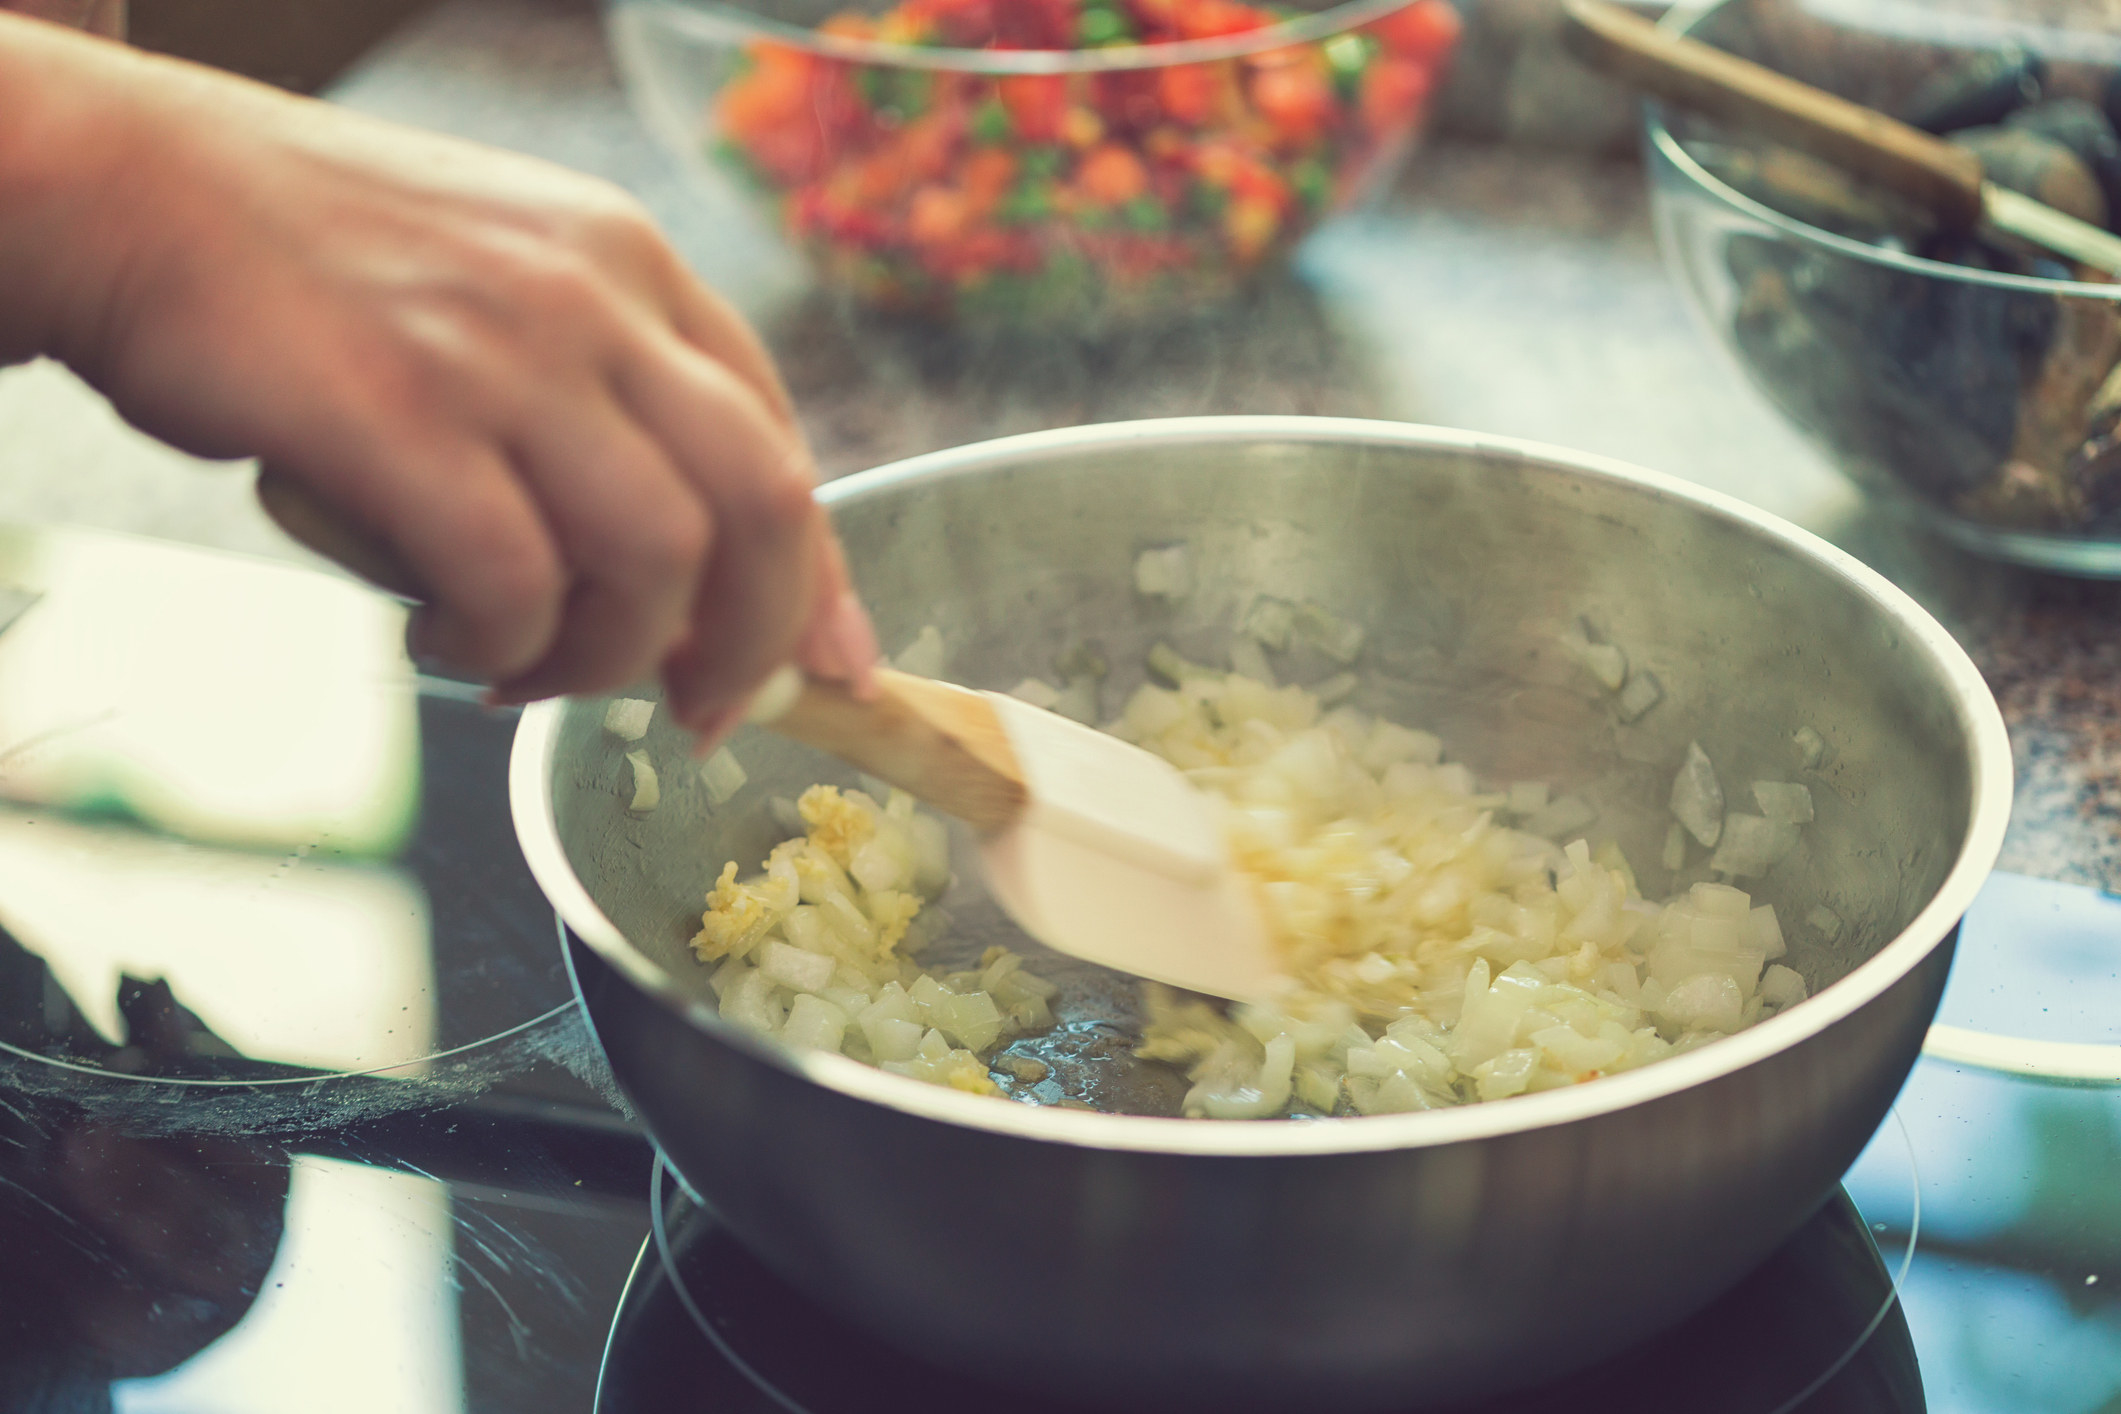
left=0, top=12, right=153, bottom=366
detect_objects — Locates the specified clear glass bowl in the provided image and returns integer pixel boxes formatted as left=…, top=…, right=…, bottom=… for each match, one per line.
left=1645, top=0, right=2121, bottom=574
left=607, top=0, right=1460, bottom=332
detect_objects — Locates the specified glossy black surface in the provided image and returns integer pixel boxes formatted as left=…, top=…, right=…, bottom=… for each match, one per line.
left=0, top=654, right=2113, bottom=1413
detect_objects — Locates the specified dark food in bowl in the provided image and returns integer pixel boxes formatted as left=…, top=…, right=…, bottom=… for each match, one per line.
left=706, top=0, right=1461, bottom=325
left=1648, top=0, right=2121, bottom=558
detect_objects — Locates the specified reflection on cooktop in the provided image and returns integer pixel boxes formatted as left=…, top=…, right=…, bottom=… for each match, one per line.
left=0, top=1079, right=653, bottom=1414
left=597, top=1147, right=1921, bottom=1414
left=0, top=685, right=579, bottom=1112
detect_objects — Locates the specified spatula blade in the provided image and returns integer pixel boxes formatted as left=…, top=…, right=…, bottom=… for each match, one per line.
left=978, top=692, right=1286, bottom=1003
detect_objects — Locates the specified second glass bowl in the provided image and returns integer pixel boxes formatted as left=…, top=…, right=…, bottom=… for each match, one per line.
left=1645, top=0, right=2121, bottom=573
left=609, top=0, right=1461, bottom=333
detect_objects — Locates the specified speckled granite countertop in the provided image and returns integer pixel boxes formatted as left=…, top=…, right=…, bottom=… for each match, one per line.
left=4, top=0, right=2113, bottom=891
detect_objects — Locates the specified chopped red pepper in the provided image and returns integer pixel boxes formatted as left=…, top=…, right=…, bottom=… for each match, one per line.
left=1368, top=0, right=1463, bottom=66
left=1176, top=0, right=1269, bottom=40
left=997, top=73, right=1070, bottom=142
left=1077, top=143, right=1152, bottom=204
left=1156, top=63, right=1218, bottom=126
left=1359, top=55, right=1431, bottom=129
left=710, top=0, right=1460, bottom=324
left=1249, top=52, right=1337, bottom=146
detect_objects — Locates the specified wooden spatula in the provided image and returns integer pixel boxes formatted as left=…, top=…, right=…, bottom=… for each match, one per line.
left=744, top=663, right=1285, bottom=1003
left=1562, top=0, right=2121, bottom=277
left=257, top=470, right=1286, bottom=1003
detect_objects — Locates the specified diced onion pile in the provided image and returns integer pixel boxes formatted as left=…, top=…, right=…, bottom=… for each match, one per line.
left=684, top=649, right=1819, bottom=1119
left=690, top=785, right=1058, bottom=1095
left=1115, top=671, right=1810, bottom=1119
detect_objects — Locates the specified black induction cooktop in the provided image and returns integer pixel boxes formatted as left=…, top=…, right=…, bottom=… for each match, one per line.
left=0, top=661, right=2117, bottom=1413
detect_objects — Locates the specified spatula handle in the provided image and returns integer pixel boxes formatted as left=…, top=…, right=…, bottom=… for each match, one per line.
left=750, top=666, right=1029, bottom=832
left=1561, top=0, right=1986, bottom=231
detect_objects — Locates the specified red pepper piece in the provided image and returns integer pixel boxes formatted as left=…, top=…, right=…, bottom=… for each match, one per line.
left=1077, top=143, right=1151, bottom=204
left=998, top=73, right=1070, bottom=141
left=1157, top=63, right=1218, bottom=126
left=1368, top=0, right=1462, bottom=65
left=1249, top=52, right=1336, bottom=145
left=1177, top=0, right=1268, bottom=40
left=1359, top=54, right=1431, bottom=128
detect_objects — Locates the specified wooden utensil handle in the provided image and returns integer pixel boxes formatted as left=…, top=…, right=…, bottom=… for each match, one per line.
left=268, top=474, right=1025, bottom=827
left=1562, top=0, right=1986, bottom=231
left=758, top=667, right=1029, bottom=832
left=256, top=470, right=426, bottom=601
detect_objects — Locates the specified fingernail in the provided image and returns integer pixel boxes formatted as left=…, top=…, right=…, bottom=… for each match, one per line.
left=687, top=702, right=745, bottom=756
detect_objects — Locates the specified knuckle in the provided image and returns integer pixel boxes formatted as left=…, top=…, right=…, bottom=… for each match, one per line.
left=623, top=496, right=712, bottom=585
left=450, top=510, right=562, bottom=638
left=574, top=186, right=665, bottom=260
left=751, top=451, right=820, bottom=538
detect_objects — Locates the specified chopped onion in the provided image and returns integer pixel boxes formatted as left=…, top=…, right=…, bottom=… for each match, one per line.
left=689, top=784, right=1052, bottom=1100
left=780, top=993, right=847, bottom=1052
left=1296, top=601, right=1365, bottom=664
left=1582, top=643, right=1627, bottom=692
left=1146, top=641, right=1217, bottom=686
left=1710, top=813, right=1800, bottom=878
left=699, top=746, right=748, bottom=804
left=1806, top=904, right=1843, bottom=941
left=1051, top=676, right=1100, bottom=724
left=1240, top=595, right=1296, bottom=650
left=701, top=651, right=1829, bottom=1119
left=1008, top=677, right=1061, bottom=709
left=892, top=624, right=946, bottom=679
left=1749, top=904, right=1787, bottom=960
left=1670, top=741, right=1724, bottom=847
left=1134, top=544, right=1194, bottom=600
left=1760, top=964, right=1808, bottom=1009
left=1793, top=726, right=1826, bottom=770
left=1522, top=793, right=1596, bottom=842
left=604, top=698, right=655, bottom=741
left=1753, top=780, right=1815, bottom=823
left=1616, top=670, right=1663, bottom=723
left=1662, top=821, right=1687, bottom=871
left=624, top=750, right=660, bottom=814
left=1312, top=672, right=1358, bottom=706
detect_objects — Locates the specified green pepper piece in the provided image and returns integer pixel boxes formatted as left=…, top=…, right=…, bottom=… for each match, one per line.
left=998, top=182, right=1054, bottom=225
left=1186, top=181, right=1230, bottom=221
left=856, top=65, right=933, bottom=121
left=1291, top=158, right=1331, bottom=213
left=1078, top=5, right=1131, bottom=45
left=972, top=98, right=1012, bottom=145
left=1021, top=145, right=1064, bottom=180
left=1121, top=195, right=1168, bottom=231
left=1323, top=32, right=1375, bottom=103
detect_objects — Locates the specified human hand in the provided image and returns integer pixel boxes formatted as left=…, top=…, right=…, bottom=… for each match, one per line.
left=0, top=13, right=876, bottom=734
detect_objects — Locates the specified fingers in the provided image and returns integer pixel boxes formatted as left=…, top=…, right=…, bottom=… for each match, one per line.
left=615, top=328, right=824, bottom=732
left=484, top=396, right=710, bottom=704
left=300, top=438, right=568, bottom=682
left=665, top=275, right=798, bottom=432
left=794, top=532, right=880, bottom=696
